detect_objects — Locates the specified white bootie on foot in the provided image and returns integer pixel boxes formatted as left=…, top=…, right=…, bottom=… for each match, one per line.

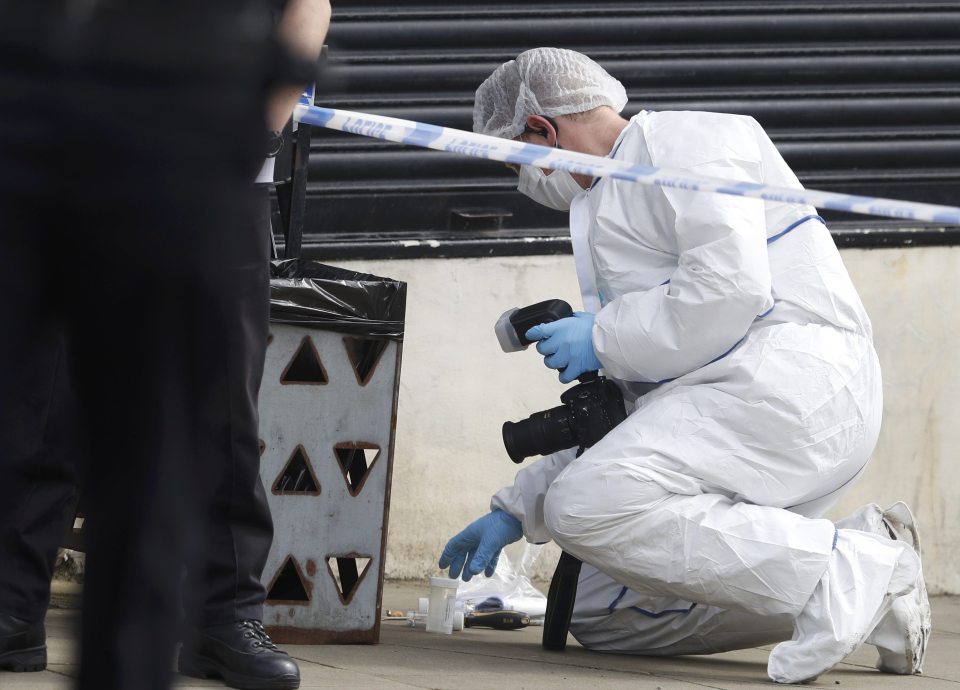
left=767, top=528, right=920, bottom=684
left=835, top=502, right=931, bottom=674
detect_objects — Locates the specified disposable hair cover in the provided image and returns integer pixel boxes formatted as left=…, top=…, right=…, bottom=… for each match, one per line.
left=474, top=47, right=627, bottom=139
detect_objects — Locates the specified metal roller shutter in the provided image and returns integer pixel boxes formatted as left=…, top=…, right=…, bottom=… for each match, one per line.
left=300, top=0, right=960, bottom=256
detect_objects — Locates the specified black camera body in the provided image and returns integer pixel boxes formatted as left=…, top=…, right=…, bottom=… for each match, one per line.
left=502, top=371, right=627, bottom=463
left=496, top=299, right=627, bottom=463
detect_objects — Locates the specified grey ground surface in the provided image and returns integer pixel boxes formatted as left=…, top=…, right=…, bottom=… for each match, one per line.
left=4, top=582, right=959, bottom=689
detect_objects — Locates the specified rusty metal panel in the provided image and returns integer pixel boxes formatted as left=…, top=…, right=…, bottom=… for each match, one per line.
left=258, top=323, right=401, bottom=644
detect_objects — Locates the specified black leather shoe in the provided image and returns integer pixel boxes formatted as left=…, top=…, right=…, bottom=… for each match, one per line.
left=0, top=614, right=46, bottom=672
left=178, top=619, right=299, bottom=690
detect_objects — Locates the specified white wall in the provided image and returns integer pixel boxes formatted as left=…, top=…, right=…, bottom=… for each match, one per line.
left=338, top=245, right=960, bottom=593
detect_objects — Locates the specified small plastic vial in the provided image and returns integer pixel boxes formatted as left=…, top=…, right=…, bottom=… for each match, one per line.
left=424, top=577, right=459, bottom=634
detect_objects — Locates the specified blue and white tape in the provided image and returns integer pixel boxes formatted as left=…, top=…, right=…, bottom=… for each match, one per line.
left=293, top=100, right=960, bottom=226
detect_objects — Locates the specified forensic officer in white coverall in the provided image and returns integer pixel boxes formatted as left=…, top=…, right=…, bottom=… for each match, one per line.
left=439, top=48, right=931, bottom=684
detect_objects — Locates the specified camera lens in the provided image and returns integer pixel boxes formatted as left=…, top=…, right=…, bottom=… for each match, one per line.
left=502, top=404, right=575, bottom=463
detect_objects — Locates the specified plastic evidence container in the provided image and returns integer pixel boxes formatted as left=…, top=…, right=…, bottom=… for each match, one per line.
left=425, top=577, right=459, bottom=634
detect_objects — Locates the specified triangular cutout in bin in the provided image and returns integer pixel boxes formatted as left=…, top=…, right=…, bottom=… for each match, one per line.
left=280, top=336, right=328, bottom=385
left=272, top=445, right=321, bottom=495
left=326, top=554, right=372, bottom=605
left=266, top=555, right=311, bottom=604
left=343, top=337, right=387, bottom=386
left=333, top=443, right=380, bottom=496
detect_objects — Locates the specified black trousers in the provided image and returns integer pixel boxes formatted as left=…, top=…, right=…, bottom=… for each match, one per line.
left=186, top=186, right=275, bottom=628
left=0, top=4, right=275, bottom=688
left=0, top=334, right=84, bottom=625
left=0, top=189, right=275, bottom=629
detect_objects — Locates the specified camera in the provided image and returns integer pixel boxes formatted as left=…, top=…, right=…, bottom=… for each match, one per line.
left=496, top=299, right=627, bottom=463
left=502, top=371, right=626, bottom=463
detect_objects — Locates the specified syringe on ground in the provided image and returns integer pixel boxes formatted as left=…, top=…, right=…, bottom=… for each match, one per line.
left=382, top=608, right=532, bottom=631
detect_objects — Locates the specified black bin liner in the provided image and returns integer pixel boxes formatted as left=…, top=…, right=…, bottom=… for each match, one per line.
left=270, top=259, right=406, bottom=341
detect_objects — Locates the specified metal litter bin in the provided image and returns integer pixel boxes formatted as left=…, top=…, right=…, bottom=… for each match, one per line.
left=258, top=259, right=406, bottom=643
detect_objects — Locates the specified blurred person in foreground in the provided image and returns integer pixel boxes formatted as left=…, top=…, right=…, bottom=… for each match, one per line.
left=175, top=3, right=329, bottom=688
left=440, top=48, right=930, bottom=684
left=0, top=1, right=319, bottom=688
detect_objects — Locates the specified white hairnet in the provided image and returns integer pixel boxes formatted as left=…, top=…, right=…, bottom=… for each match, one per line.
left=473, top=47, right=628, bottom=139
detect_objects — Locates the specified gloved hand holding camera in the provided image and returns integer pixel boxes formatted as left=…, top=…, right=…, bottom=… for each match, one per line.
left=526, top=311, right=602, bottom=384
left=493, top=300, right=628, bottom=463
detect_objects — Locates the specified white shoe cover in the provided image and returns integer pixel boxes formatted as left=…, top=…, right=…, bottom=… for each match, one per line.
left=767, top=528, right=920, bottom=684
left=868, top=502, right=931, bottom=674
left=835, top=502, right=932, bottom=674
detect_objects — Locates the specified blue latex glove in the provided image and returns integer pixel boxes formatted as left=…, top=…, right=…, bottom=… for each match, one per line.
left=438, top=510, right=524, bottom=582
left=526, top=311, right=602, bottom=384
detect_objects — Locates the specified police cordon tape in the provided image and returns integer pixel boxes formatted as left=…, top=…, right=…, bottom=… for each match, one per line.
left=293, top=102, right=960, bottom=226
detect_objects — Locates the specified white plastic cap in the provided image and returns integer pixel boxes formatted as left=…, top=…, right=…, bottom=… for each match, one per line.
left=429, top=576, right=460, bottom=589
left=474, top=47, right=628, bottom=139
left=495, top=307, right=525, bottom=352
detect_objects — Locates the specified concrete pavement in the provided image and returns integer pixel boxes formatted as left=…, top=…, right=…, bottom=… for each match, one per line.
left=4, top=582, right=959, bottom=689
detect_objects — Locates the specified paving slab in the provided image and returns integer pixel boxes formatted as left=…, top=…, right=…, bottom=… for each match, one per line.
left=2, top=584, right=958, bottom=689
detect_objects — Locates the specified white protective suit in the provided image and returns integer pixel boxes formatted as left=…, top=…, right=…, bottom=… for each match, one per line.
left=491, top=110, right=886, bottom=655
